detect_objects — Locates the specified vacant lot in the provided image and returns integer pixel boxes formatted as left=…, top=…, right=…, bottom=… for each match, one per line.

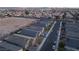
left=0, top=17, right=39, bottom=37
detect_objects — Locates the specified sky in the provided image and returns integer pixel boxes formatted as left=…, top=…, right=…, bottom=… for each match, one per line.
left=0, top=0, right=78, bottom=7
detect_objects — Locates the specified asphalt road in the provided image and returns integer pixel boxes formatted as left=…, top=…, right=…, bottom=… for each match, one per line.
left=40, top=21, right=61, bottom=51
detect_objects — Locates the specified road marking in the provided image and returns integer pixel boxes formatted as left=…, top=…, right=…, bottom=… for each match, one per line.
left=55, top=21, right=62, bottom=51
left=36, top=21, right=57, bottom=51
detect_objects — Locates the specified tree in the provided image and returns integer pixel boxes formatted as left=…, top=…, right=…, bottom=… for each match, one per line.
left=62, top=12, right=66, bottom=19
left=0, top=13, right=5, bottom=18
left=25, top=10, right=29, bottom=15
left=58, top=39, right=65, bottom=51
left=7, top=14, right=12, bottom=17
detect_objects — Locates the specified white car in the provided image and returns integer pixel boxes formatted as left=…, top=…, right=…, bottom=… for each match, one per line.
left=52, top=41, right=56, bottom=50
left=52, top=45, right=56, bottom=50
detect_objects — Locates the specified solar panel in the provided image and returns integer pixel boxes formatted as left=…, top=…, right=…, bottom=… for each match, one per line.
left=0, top=41, right=22, bottom=51
left=16, top=29, right=38, bottom=37
left=65, top=22, right=79, bottom=50
left=38, top=20, right=51, bottom=25
left=40, top=17, right=50, bottom=20
left=66, top=38, right=79, bottom=49
left=39, top=19, right=49, bottom=22
left=64, top=48, right=74, bottom=51
left=4, top=35, right=29, bottom=48
left=32, top=22, right=47, bottom=27
left=24, top=26, right=43, bottom=32
left=0, top=46, right=10, bottom=51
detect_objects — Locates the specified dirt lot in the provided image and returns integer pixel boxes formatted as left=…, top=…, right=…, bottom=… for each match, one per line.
left=0, top=17, right=39, bottom=37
